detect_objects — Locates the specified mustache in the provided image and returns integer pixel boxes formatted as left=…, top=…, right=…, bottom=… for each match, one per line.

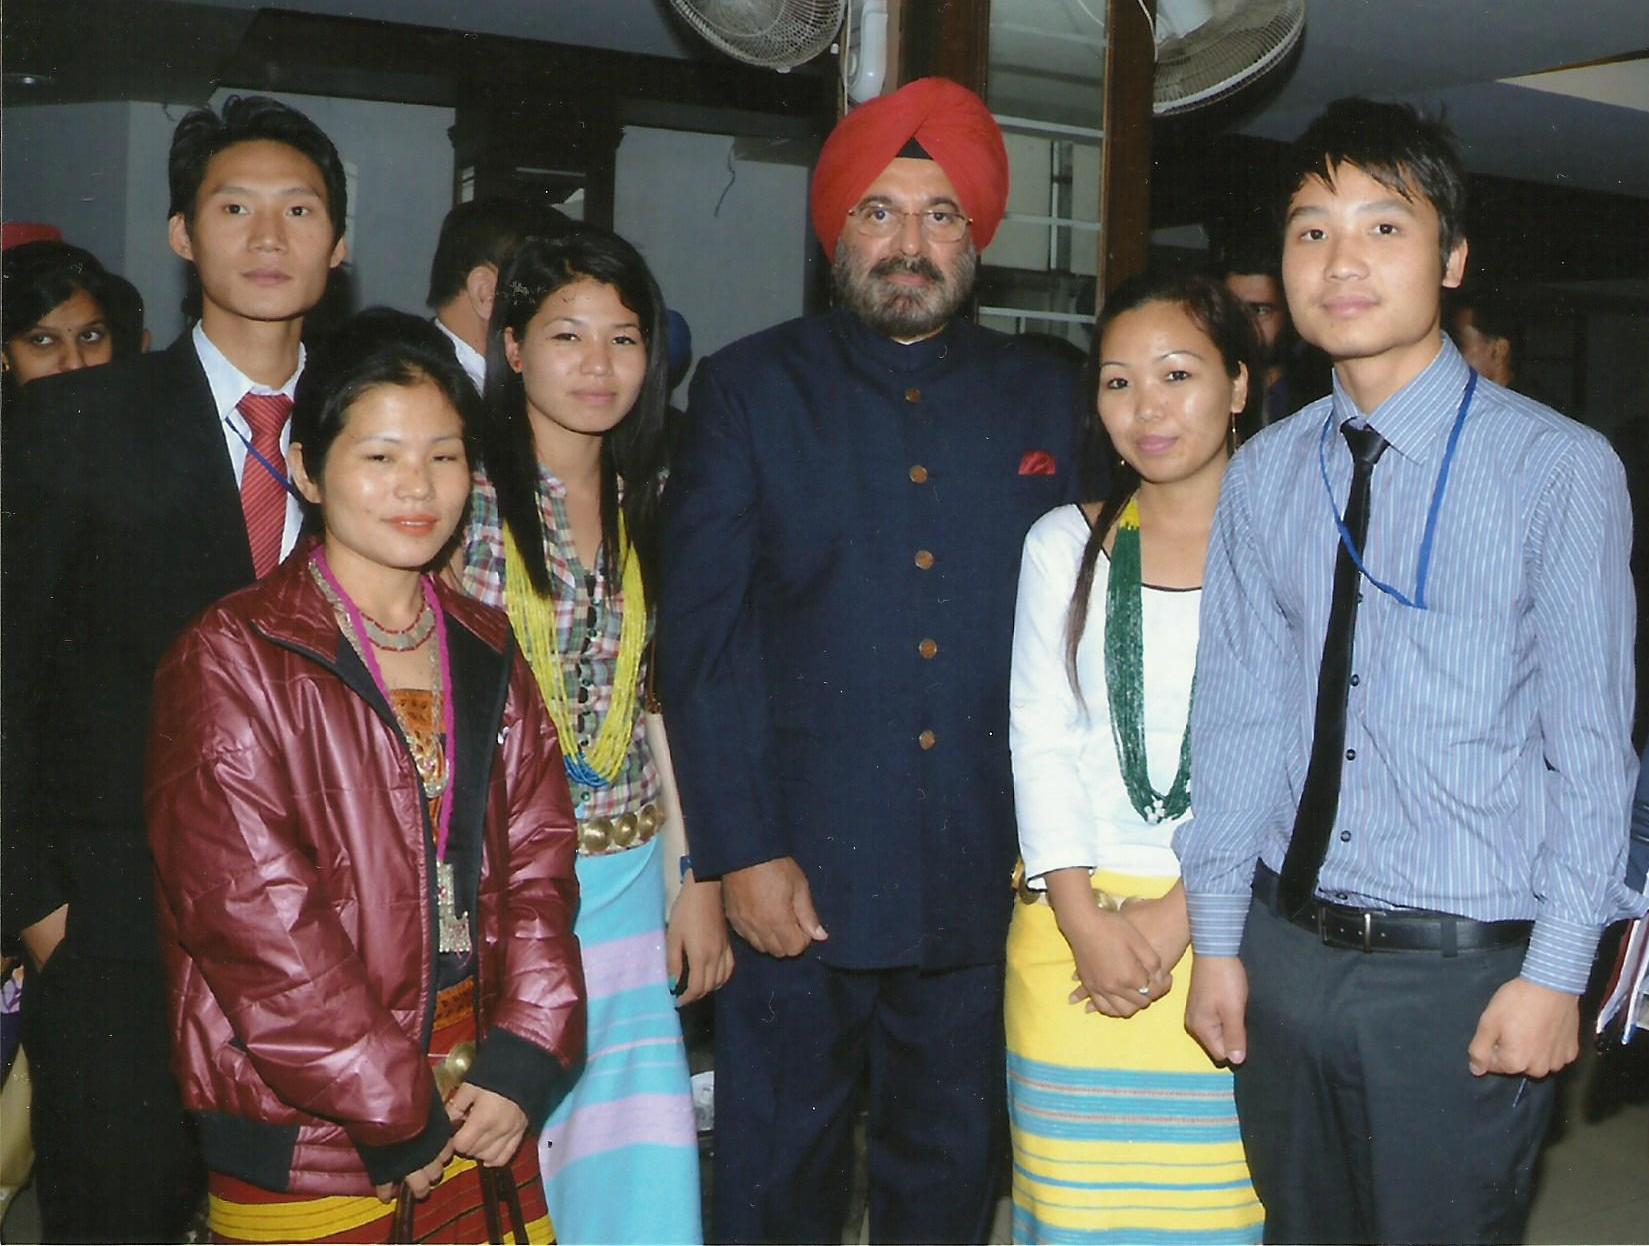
left=869, top=255, right=946, bottom=284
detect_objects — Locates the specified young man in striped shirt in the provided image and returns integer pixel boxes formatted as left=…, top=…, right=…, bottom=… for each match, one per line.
left=1176, top=97, right=1644, bottom=1244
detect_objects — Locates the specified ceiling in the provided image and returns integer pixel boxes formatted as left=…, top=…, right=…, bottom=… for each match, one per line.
left=145, top=0, right=701, bottom=57
left=5, top=0, right=1647, bottom=200
left=987, top=0, right=1649, bottom=199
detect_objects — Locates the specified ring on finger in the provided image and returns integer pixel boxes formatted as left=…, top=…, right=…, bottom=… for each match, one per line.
left=1136, top=985, right=1151, bottom=995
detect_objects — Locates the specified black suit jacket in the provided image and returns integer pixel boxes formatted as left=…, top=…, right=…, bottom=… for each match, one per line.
left=3, top=334, right=260, bottom=959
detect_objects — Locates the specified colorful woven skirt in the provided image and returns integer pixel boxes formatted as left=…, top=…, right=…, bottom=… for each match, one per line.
left=207, top=979, right=553, bottom=1243
left=539, top=836, right=701, bottom=1243
left=1005, top=869, right=1263, bottom=1245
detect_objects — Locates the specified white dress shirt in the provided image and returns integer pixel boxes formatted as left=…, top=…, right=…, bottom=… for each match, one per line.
left=1010, top=504, right=1200, bottom=883
left=435, top=317, right=487, bottom=393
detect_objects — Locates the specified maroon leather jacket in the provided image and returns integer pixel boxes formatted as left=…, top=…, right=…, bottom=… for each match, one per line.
left=146, top=551, right=585, bottom=1195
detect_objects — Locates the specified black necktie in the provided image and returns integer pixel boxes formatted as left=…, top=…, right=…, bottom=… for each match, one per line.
left=1278, top=421, right=1389, bottom=916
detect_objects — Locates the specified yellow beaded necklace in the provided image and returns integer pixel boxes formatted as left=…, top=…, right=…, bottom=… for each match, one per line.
left=504, top=517, right=646, bottom=789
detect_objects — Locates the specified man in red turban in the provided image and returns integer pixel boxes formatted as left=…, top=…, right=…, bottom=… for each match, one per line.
left=661, top=76, right=1086, bottom=1243
left=805, top=77, right=1010, bottom=346
left=810, top=76, right=1009, bottom=255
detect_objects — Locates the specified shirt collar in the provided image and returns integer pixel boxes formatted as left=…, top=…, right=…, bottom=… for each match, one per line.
left=535, top=461, right=568, bottom=499
left=193, top=322, right=305, bottom=426
left=434, top=317, right=487, bottom=393
left=1330, top=334, right=1472, bottom=463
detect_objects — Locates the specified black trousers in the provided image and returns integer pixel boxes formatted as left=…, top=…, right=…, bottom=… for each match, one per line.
left=1233, top=896, right=1555, bottom=1245
left=21, top=945, right=202, bottom=1243
left=711, top=938, right=1005, bottom=1245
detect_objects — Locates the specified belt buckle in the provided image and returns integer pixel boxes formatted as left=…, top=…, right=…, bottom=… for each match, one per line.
left=1361, top=910, right=1374, bottom=953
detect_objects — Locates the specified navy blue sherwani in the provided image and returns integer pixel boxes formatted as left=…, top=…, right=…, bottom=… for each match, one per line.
left=660, top=306, right=1082, bottom=1242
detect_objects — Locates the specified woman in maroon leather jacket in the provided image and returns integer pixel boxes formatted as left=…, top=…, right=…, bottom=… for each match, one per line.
left=145, top=309, right=584, bottom=1242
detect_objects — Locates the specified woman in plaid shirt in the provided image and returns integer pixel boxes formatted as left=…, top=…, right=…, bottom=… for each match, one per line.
left=458, top=228, right=729, bottom=1244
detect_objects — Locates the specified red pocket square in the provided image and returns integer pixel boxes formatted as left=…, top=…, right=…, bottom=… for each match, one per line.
left=1018, top=450, right=1057, bottom=477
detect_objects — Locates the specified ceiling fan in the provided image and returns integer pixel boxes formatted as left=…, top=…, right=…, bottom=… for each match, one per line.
left=665, top=0, right=891, bottom=103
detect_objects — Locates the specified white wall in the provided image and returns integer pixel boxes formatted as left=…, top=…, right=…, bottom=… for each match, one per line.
left=3, top=101, right=133, bottom=271
left=3, top=92, right=455, bottom=344
left=613, top=126, right=811, bottom=378
left=123, top=103, right=191, bottom=334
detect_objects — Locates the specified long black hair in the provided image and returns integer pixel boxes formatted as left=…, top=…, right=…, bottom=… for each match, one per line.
left=1065, top=270, right=1261, bottom=698
left=479, top=227, right=669, bottom=600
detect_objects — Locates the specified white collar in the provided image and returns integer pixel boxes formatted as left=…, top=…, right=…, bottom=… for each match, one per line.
left=192, top=322, right=305, bottom=425
left=434, top=317, right=487, bottom=393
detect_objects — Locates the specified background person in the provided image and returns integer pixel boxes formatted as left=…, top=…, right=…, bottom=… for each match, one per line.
left=428, top=195, right=570, bottom=392
left=1216, top=231, right=1329, bottom=431
left=1447, top=284, right=1519, bottom=391
left=1006, top=271, right=1263, bottom=1244
left=146, top=308, right=584, bottom=1243
left=459, top=227, right=727, bottom=1244
left=1, top=240, right=142, bottom=394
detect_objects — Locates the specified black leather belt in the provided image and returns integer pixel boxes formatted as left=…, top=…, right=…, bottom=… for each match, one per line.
left=1253, top=865, right=1532, bottom=955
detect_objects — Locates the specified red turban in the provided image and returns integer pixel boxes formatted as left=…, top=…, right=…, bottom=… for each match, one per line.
left=811, top=77, right=1009, bottom=255
left=3, top=222, right=63, bottom=251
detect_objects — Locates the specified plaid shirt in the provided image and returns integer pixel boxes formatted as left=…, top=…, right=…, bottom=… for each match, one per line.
left=460, top=467, right=657, bottom=822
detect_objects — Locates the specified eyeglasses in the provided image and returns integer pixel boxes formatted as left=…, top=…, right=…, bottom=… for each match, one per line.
left=846, top=204, right=972, bottom=244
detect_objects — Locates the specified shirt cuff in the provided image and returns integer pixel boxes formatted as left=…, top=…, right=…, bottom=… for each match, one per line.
left=1186, top=891, right=1251, bottom=958
left=1519, top=915, right=1605, bottom=996
left=354, top=1085, right=453, bottom=1187
left=466, top=1026, right=566, bottom=1134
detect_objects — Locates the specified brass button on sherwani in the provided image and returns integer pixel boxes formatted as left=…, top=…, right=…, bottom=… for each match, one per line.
left=909, top=465, right=929, bottom=484
left=904, top=387, right=922, bottom=403
left=918, top=639, right=938, bottom=659
left=918, top=729, right=936, bottom=750
left=914, top=550, right=934, bottom=570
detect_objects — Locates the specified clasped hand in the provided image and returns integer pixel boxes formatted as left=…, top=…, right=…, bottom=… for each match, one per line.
left=374, top=1084, right=527, bottom=1203
left=1047, top=874, right=1189, bottom=1018
left=1063, top=905, right=1171, bottom=1017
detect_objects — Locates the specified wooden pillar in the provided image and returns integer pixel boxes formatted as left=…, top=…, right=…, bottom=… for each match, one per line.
left=897, top=0, right=991, bottom=95
left=1098, top=0, right=1156, bottom=295
left=881, top=0, right=906, bottom=92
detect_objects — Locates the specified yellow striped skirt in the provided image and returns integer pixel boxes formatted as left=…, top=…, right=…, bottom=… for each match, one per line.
left=1004, top=869, right=1263, bottom=1244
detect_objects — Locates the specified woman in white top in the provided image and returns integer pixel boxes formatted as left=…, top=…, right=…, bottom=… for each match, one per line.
left=1004, top=271, right=1265, bottom=1244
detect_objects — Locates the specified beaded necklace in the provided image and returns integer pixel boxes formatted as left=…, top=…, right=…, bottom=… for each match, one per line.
left=503, top=515, right=646, bottom=791
left=359, top=601, right=435, bottom=651
left=1103, top=496, right=1193, bottom=824
left=309, top=550, right=471, bottom=954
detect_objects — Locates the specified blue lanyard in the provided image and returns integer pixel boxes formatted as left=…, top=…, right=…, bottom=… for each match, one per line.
left=227, top=417, right=303, bottom=501
left=1315, top=369, right=1477, bottom=611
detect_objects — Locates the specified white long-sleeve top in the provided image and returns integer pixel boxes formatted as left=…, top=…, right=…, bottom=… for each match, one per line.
left=1010, top=504, right=1201, bottom=885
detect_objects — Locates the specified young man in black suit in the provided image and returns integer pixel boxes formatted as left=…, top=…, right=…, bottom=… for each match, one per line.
left=2, top=95, right=347, bottom=1241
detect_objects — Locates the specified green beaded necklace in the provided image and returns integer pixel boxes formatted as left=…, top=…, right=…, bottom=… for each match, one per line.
left=1103, top=496, right=1193, bottom=824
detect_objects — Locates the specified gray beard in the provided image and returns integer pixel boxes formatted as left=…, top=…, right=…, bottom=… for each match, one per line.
left=832, top=243, right=978, bottom=340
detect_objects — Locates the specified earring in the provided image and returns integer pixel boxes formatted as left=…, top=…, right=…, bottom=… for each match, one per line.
left=1228, top=409, right=1239, bottom=455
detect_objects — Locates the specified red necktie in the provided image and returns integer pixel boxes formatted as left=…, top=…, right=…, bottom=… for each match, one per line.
left=237, top=392, right=293, bottom=579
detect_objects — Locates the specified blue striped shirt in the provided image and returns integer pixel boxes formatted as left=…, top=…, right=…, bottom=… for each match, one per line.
left=1174, top=337, right=1645, bottom=993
